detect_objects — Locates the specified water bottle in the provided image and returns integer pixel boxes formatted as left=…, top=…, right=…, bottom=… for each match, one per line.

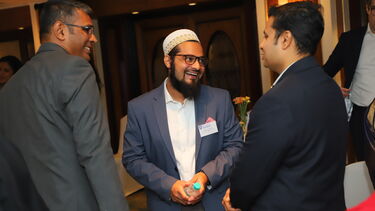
left=184, top=182, right=201, bottom=197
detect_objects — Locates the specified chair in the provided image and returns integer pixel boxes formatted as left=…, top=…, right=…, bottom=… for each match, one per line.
left=114, top=115, right=143, bottom=196
left=344, top=161, right=374, bottom=208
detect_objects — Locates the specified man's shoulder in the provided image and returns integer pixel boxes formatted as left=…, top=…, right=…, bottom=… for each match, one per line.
left=30, top=45, right=92, bottom=78
left=129, top=86, right=162, bottom=106
left=200, top=85, right=229, bottom=97
left=128, top=85, right=230, bottom=107
left=35, top=43, right=90, bottom=67
left=342, top=26, right=367, bottom=38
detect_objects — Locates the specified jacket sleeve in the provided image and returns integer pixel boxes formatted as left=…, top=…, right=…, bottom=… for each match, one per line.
left=230, top=96, right=295, bottom=210
left=123, top=102, right=178, bottom=202
left=200, top=91, right=243, bottom=188
left=59, top=58, right=129, bottom=211
left=323, top=33, right=346, bottom=78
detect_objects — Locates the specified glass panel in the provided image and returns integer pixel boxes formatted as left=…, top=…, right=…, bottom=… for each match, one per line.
left=151, top=40, right=168, bottom=89
left=206, top=31, right=240, bottom=98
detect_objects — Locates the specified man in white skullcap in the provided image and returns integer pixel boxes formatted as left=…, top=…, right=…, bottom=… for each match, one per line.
left=123, top=29, right=243, bottom=211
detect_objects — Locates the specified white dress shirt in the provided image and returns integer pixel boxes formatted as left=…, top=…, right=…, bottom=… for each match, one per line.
left=164, top=79, right=196, bottom=181
left=350, top=24, right=375, bottom=107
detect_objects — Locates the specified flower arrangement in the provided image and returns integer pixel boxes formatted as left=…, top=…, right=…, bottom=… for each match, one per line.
left=233, top=96, right=251, bottom=141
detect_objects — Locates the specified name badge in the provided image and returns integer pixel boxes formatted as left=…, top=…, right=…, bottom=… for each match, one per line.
left=198, top=121, right=218, bottom=137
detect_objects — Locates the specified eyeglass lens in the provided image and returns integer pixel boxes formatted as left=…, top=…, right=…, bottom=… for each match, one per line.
left=177, top=55, right=207, bottom=66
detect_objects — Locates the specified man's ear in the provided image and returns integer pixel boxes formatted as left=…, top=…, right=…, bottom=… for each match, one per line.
left=52, top=21, right=67, bottom=41
left=280, top=30, right=293, bottom=50
left=164, top=55, right=171, bottom=69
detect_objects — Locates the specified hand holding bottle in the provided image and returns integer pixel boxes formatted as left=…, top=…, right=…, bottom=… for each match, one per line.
left=184, top=182, right=201, bottom=197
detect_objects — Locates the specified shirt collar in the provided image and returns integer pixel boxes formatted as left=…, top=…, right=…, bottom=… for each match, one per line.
left=271, top=60, right=297, bottom=88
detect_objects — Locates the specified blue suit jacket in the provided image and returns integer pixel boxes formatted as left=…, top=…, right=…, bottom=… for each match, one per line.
left=123, top=84, right=243, bottom=211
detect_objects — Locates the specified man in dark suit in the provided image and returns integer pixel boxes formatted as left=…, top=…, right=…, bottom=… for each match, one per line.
left=222, top=2, right=348, bottom=211
left=324, top=0, right=375, bottom=162
left=0, top=1, right=128, bottom=210
left=0, top=134, right=47, bottom=211
left=123, top=29, right=243, bottom=210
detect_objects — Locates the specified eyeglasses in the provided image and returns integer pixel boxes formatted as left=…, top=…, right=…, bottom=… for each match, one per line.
left=175, top=54, right=208, bottom=66
left=64, top=23, right=94, bottom=35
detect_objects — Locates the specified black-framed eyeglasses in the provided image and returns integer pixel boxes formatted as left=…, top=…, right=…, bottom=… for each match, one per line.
left=175, top=54, right=208, bottom=66
left=64, top=23, right=94, bottom=35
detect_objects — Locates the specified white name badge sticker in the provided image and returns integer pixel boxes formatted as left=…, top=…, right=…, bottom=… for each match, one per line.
left=198, top=121, right=218, bottom=137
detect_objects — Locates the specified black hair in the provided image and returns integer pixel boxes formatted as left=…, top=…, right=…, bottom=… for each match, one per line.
left=39, top=0, right=94, bottom=39
left=0, top=56, right=23, bottom=74
left=268, top=1, right=324, bottom=55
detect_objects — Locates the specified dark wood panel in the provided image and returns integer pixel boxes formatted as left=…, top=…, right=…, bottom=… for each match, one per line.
left=135, top=1, right=262, bottom=100
left=97, top=0, right=262, bottom=151
left=349, top=0, right=368, bottom=29
left=98, top=17, right=141, bottom=152
left=0, top=28, right=34, bottom=62
left=0, top=6, right=31, bottom=32
left=84, top=0, right=234, bottom=17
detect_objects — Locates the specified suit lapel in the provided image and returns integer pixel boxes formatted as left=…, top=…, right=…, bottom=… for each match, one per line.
left=152, top=85, right=177, bottom=163
left=194, top=87, right=207, bottom=159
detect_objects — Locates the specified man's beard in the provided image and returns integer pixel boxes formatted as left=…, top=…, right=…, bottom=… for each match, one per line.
left=169, top=64, right=201, bottom=99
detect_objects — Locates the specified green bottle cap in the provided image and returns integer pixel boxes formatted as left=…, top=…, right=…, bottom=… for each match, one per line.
left=193, top=182, right=201, bottom=190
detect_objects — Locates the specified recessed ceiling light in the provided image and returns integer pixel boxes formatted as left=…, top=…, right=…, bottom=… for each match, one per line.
left=18, top=26, right=24, bottom=30
left=132, top=11, right=139, bottom=15
left=188, top=2, right=197, bottom=6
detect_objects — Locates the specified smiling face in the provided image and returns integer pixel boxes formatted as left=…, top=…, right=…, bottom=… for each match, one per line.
left=64, top=9, right=97, bottom=61
left=171, top=41, right=205, bottom=83
left=165, top=41, right=205, bottom=98
left=0, top=62, right=14, bottom=85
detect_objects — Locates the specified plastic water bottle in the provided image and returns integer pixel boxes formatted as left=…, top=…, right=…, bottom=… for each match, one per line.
left=184, top=182, right=201, bottom=197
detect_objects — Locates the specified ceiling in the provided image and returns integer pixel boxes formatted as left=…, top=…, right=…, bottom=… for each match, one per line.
left=0, top=0, right=46, bottom=9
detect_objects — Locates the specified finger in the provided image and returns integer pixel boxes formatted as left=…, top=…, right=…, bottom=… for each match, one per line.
left=188, top=197, right=202, bottom=205
left=172, top=195, right=189, bottom=205
left=222, top=200, right=230, bottom=211
left=180, top=191, right=190, bottom=201
left=171, top=191, right=189, bottom=205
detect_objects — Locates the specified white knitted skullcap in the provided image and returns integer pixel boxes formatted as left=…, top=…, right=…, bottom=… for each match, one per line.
left=162, top=29, right=200, bottom=55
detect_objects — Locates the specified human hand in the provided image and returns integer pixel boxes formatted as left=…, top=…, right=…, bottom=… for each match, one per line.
left=170, top=180, right=190, bottom=205
left=341, top=87, right=350, bottom=97
left=185, top=172, right=208, bottom=204
left=222, top=188, right=241, bottom=211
